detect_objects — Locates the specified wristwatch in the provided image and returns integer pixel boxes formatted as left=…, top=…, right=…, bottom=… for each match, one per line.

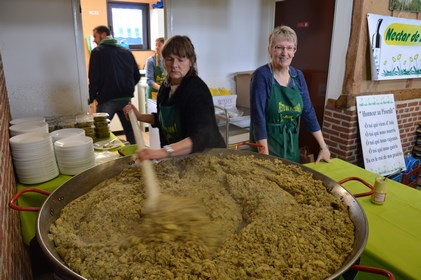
left=163, top=145, right=174, bottom=157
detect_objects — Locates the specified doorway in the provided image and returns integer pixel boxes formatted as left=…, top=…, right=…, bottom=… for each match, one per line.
left=275, top=0, right=335, bottom=159
left=79, top=0, right=165, bottom=135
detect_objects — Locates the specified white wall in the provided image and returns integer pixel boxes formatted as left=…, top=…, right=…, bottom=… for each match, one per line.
left=166, top=0, right=353, bottom=103
left=166, top=0, right=275, bottom=92
left=0, top=0, right=88, bottom=119
left=0, top=0, right=351, bottom=120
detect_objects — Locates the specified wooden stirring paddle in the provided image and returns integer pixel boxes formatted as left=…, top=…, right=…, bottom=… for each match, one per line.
left=128, top=110, right=160, bottom=212
left=127, top=110, right=223, bottom=253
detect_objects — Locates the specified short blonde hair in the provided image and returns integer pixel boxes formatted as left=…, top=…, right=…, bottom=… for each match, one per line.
left=268, top=25, right=298, bottom=48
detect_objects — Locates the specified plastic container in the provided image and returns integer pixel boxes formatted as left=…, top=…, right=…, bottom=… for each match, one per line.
left=93, top=113, right=109, bottom=122
left=371, top=176, right=387, bottom=205
left=76, top=113, right=94, bottom=128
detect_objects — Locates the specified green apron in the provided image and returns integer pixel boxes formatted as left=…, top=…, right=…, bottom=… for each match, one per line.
left=266, top=77, right=303, bottom=162
left=158, top=103, right=184, bottom=145
left=146, top=54, right=165, bottom=99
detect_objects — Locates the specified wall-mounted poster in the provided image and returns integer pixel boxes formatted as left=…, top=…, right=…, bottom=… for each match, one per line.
left=367, top=13, right=421, bottom=80
left=389, top=0, right=421, bottom=12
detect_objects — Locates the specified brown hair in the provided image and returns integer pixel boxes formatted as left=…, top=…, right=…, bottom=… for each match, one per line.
left=161, top=35, right=197, bottom=84
left=93, top=25, right=110, bottom=36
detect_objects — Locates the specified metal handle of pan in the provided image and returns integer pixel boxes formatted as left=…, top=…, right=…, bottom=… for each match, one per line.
left=338, top=177, right=375, bottom=197
left=351, top=264, right=395, bottom=279
left=235, top=141, right=264, bottom=150
left=9, top=188, right=50, bottom=212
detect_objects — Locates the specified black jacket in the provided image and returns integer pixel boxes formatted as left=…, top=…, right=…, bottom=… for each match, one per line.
left=88, top=44, right=141, bottom=105
left=154, top=74, right=226, bottom=152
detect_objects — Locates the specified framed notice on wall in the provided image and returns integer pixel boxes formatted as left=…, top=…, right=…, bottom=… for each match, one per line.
left=367, top=13, right=421, bottom=81
left=356, top=94, right=406, bottom=176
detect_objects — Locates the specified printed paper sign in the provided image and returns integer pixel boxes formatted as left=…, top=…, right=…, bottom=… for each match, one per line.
left=356, top=94, right=406, bottom=176
left=367, top=13, right=421, bottom=80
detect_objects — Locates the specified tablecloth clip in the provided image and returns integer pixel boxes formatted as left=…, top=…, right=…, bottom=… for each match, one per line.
left=337, top=177, right=375, bottom=198
left=350, top=264, right=395, bottom=279
left=9, top=188, right=50, bottom=212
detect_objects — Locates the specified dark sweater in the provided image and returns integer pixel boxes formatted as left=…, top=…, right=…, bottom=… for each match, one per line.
left=153, top=74, right=226, bottom=152
left=88, top=43, right=140, bottom=105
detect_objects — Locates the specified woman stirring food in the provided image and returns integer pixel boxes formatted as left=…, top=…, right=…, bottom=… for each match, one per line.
left=124, top=35, right=225, bottom=161
left=250, top=25, right=331, bottom=163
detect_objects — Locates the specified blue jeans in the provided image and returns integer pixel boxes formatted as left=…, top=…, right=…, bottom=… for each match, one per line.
left=97, top=100, right=135, bottom=144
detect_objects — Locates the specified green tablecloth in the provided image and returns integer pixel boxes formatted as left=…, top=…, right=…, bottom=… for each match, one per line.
left=304, top=158, right=421, bottom=280
left=16, top=175, right=72, bottom=245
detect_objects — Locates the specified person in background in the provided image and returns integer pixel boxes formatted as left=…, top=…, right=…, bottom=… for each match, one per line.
left=145, top=37, right=166, bottom=99
left=124, top=35, right=225, bottom=161
left=250, top=25, right=331, bottom=164
left=88, top=25, right=140, bottom=144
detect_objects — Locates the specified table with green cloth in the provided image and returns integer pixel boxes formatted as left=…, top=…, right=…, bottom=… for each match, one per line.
left=304, top=158, right=421, bottom=280
left=14, top=134, right=124, bottom=245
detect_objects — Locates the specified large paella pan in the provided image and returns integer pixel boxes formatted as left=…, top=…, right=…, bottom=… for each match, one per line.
left=33, top=148, right=370, bottom=279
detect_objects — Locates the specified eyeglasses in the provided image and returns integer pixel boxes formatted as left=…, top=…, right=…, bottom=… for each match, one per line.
left=273, top=45, right=296, bottom=52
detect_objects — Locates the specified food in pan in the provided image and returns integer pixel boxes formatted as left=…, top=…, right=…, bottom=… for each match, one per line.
left=49, top=154, right=354, bottom=280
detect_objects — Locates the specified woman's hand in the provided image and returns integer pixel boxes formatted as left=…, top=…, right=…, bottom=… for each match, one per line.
left=136, top=148, right=167, bottom=161
left=123, top=103, right=139, bottom=120
left=315, top=146, right=331, bottom=164
left=256, top=139, right=269, bottom=155
left=312, top=131, right=331, bottom=164
left=135, top=139, right=193, bottom=162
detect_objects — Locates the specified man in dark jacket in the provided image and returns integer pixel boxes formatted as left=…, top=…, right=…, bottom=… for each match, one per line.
left=88, top=25, right=141, bottom=144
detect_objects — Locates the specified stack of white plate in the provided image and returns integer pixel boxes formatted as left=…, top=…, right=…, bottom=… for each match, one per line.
left=9, top=121, right=48, bottom=137
left=54, top=136, right=95, bottom=175
left=10, top=116, right=46, bottom=125
left=10, top=132, right=59, bottom=184
left=50, top=128, right=85, bottom=143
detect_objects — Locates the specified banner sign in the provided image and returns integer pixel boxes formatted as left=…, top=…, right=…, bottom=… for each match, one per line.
left=367, top=13, right=421, bottom=80
left=356, top=94, right=406, bottom=176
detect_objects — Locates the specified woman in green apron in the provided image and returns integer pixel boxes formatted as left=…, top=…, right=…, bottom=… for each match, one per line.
left=124, top=35, right=225, bottom=161
left=250, top=25, right=331, bottom=163
left=145, top=37, right=166, bottom=99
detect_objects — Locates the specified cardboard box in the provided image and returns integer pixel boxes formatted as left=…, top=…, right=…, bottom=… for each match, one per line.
left=213, top=95, right=237, bottom=109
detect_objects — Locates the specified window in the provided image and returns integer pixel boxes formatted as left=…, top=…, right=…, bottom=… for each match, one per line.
left=107, top=2, right=150, bottom=51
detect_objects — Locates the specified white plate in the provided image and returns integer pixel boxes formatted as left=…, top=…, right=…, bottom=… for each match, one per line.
left=54, top=136, right=93, bottom=148
left=50, top=128, right=85, bottom=142
left=10, top=132, right=51, bottom=145
left=93, top=139, right=122, bottom=151
left=10, top=117, right=45, bottom=125
left=9, top=122, right=49, bottom=136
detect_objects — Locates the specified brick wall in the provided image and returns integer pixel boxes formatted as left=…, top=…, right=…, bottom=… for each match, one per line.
left=397, top=101, right=421, bottom=156
left=323, top=99, right=421, bottom=166
left=0, top=54, right=32, bottom=279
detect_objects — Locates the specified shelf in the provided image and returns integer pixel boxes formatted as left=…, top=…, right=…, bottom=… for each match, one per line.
left=215, top=106, right=251, bottom=146
left=218, top=123, right=249, bottom=145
